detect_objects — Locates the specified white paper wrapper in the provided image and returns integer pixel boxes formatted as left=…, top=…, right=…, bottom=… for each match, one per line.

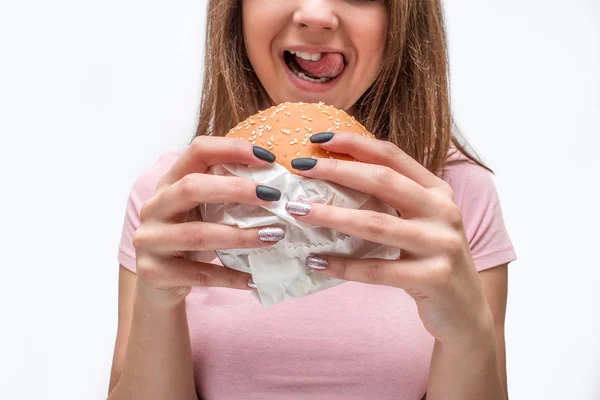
left=199, top=162, right=401, bottom=307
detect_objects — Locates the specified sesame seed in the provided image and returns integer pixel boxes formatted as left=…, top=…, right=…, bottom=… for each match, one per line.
left=307, top=118, right=313, bottom=122
left=267, top=141, right=272, bottom=145
left=346, top=123, right=352, bottom=127
left=295, top=128, right=301, bottom=132
left=296, top=152, right=301, bottom=157
left=301, top=115, right=307, bottom=119
left=250, top=120, right=255, bottom=125
left=285, top=112, right=291, bottom=116
left=290, top=140, right=296, bottom=145
left=258, top=131, right=263, bottom=137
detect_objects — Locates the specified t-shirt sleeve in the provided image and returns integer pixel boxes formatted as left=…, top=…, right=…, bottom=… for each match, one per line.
left=451, top=162, right=517, bottom=272
left=117, top=156, right=166, bottom=273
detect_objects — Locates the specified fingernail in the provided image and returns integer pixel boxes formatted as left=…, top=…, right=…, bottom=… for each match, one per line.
left=291, top=158, right=318, bottom=171
left=285, top=201, right=311, bottom=216
left=310, top=132, right=334, bottom=143
left=258, top=227, right=285, bottom=242
left=253, top=146, right=276, bottom=163
left=247, top=278, right=257, bottom=289
left=306, top=255, right=328, bottom=270
left=256, top=185, right=281, bottom=201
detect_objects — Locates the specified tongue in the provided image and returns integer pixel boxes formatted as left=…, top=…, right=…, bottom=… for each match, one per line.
left=295, top=53, right=344, bottom=78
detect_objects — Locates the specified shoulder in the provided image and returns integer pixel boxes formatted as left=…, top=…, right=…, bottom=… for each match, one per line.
left=440, top=149, right=517, bottom=271
left=440, top=149, right=498, bottom=211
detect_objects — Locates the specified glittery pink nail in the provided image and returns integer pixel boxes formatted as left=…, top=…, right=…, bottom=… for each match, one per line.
left=285, top=201, right=311, bottom=216
left=258, top=227, right=285, bottom=242
left=306, top=255, right=328, bottom=270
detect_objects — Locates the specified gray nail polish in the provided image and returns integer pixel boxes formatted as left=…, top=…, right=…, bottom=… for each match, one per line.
left=285, top=201, right=311, bottom=216
left=256, top=185, right=281, bottom=201
left=253, top=146, right=276, bottom=163
left=258, top=227, right=285, bottom=242
left=310, top=132, right=335, bottom=143
left=306, top=255, right=328, bottom=270
left=291, top=158, right=318, bottom=171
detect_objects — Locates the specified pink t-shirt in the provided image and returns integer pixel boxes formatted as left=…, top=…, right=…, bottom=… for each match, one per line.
left=117, top=149, right=517, bottom=400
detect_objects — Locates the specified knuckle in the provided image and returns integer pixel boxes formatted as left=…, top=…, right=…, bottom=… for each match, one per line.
left=428, top=260, right=453, bottom=287
left=440, top=181, right=455, bottom=199
left=373, top=166, right=396, bottom=186
left=332, top=257, right=349, bottom=280
left=366, top=213, right=389, bottom=236
left=139, top=198, right=157, bottom=222
left=132, top=228, right=150, bottom=250
left=438, top=232, right=464, bottom=257
left=230, top=177, right=251, bottom=201
left=178, top=174, right=199, bottom=198
left=381, top=140, right=403, bottom=160
left=442, top=202, right=464, bottom=229
left=180, top=224, right=206, bottom=249
left=322, top=158, right=340, bottom=176
left=364, top=261, right=386, bottom=284
left=235, top=228, right=253, bottom=248
left=190, top=136, right=206, bottom=156
left=136, top=256, right=159, bottom=282
left=192, top=270, right=210, bottom=287
left=231, top=137, right=250, bottom=155
left=227, top=272, right=239, bottom=289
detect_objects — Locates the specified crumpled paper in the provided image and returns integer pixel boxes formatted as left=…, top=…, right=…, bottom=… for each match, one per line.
left=199, top=162, right=401, bottom=307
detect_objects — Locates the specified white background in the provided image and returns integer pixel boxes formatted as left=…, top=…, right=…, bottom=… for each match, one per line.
left=1, top=0, right=598, bottom=398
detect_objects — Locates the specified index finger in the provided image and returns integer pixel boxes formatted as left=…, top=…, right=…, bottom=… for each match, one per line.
left=157, top=136, right=275, bottom=191
left=313, top=131, right=444, bottom=189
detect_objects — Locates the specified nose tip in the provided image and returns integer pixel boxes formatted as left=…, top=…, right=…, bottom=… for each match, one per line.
left=293, top=4, right=339, bottom=32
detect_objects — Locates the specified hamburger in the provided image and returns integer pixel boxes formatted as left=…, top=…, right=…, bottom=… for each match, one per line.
left=225, top=102, right=375, bottom=172
left=201, top=102, right=399, bottom=306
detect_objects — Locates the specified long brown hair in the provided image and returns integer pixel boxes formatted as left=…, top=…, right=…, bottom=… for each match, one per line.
left=193, top=0, right=490, bottom=175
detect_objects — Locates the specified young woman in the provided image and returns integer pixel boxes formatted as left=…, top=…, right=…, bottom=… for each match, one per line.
left=109, top=1, right=517, bottom=399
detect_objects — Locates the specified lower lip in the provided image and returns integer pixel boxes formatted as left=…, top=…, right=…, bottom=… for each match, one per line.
left=281, top=57, right=345, bottom=93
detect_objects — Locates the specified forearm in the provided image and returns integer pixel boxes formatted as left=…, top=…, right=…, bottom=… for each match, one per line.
left=108, top=287, right=197, bottom=400
left=426, top=328, right=506, bottom=400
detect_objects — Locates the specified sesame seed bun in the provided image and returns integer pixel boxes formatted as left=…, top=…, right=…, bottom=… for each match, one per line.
left=225, top=102, right=375, bottom=174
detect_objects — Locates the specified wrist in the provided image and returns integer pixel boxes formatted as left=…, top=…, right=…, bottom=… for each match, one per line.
left=438, top=318, right=497, bottom=358
left=135, top=278, right=190, bottom=310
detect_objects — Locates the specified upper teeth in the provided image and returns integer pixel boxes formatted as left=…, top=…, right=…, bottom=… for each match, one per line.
left=289, top=51, right=322, bottom=61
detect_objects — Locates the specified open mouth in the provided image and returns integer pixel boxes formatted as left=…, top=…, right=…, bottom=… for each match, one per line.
left=283, top=50, right=346, bottom=84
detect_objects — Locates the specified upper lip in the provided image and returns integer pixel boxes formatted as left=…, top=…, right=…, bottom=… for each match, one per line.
left=282, top=46, right=348, bottom=64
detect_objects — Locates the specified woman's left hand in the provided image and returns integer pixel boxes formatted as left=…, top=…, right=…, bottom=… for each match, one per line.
left=287, top=132, right=494, bottom=346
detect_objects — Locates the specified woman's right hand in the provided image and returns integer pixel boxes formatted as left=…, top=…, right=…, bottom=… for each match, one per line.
left=131, top=136, right=283, bottom=307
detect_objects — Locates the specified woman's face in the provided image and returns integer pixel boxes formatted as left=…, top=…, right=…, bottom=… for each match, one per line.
left=242, top=0, right=388, bottom=112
